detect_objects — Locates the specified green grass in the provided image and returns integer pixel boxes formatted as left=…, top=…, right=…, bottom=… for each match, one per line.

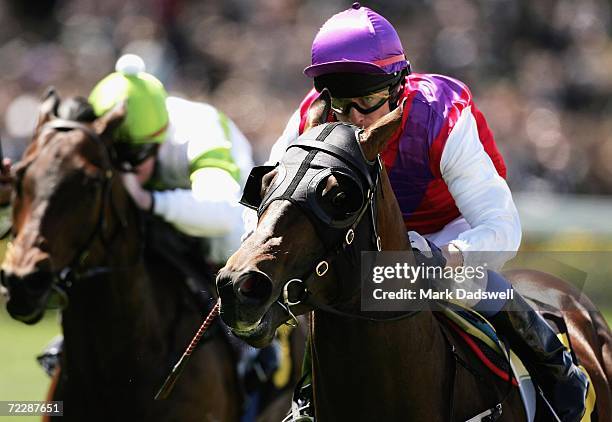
left=0, top=307, right=60, bottom=421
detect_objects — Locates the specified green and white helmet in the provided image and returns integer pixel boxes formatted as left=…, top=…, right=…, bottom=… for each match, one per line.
left=89, top=54, right=169, bottom=144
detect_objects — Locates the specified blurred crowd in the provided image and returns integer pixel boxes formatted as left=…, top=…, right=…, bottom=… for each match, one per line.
left=1, top=0, right=612, bottom=194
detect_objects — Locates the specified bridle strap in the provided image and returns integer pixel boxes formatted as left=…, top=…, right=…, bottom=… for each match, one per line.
left=287, top=139, right=374, bottom=185
left=44, top=120, right=113, bottom=282
left=43, top=119, right=104, bottom=146
left=279, top=156, right=420, bottom=323
left=304, top=291, right=419, bottom=322
left=59, top=174, right=111, bottom=277
left=39, top=120, right=141, bottom=294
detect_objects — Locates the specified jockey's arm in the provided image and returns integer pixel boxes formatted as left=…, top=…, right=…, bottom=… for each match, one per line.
left=152, top=167, right=244, bottom=237
left=439, top=106, right=522, bottom=270
left=154, top=110, right=254, bottom=239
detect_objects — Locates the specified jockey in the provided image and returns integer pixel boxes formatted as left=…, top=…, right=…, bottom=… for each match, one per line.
left=263, top=4, right=588, bottom=421
left=89, top=54, right=253, bottom=264
left=85, top=55, right=280, bottom=412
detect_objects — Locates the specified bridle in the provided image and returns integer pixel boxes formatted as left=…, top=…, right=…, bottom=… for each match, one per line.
left=240, top=122, right=419, bottom=325
left=27, top=119, right=140, bottom=307
left=276, top=153, right=420, bottom=325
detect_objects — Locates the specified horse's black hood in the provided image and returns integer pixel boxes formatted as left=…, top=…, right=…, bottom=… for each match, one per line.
left=242, top=122, right=379, bottom=247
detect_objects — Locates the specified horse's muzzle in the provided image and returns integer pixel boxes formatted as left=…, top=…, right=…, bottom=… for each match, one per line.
left=216, top=269, right=274, bottom=330
left=1, top=269, right=53, bottom=324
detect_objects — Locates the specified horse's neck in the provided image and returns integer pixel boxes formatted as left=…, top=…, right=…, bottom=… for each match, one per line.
left=311, top=311, right=453, bottom=420
left=308, top=166, right=452, bottom=418
left=60, top=180, right=170, bottom=384
left=377, top=167, right=410, bottom=251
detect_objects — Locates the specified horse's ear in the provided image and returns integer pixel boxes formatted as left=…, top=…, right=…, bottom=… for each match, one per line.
left=358, top=100, right=405, bottom=161
left=303, top=89, right=332, bottom=132
left=93, top=101, right=126, bottom=143
left=36, top=87, right=60, bottom=130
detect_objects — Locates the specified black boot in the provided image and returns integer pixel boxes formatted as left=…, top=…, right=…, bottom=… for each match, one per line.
left=489, top=293, right=589, bottom=422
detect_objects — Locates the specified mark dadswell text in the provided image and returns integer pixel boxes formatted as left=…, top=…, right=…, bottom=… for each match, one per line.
left=372, top=288, right=514, bottom=301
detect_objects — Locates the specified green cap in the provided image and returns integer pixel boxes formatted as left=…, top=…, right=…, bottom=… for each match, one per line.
left=89, top=54, right=169, bottom=144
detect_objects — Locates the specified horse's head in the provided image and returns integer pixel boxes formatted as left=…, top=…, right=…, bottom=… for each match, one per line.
left=217, top=92, right=407, bottom=347
left=0, top=89, right=125, bottom=324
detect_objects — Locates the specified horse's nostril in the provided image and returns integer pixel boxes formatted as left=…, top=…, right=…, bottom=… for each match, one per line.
left=240, top=277, right=258, bottom=293
left=237, top=272, right=272, bottom=303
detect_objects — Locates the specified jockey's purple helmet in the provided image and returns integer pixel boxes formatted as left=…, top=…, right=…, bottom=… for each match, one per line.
left=304, top=3, right=410, bottom=78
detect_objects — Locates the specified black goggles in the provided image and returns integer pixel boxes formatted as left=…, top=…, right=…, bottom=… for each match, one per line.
left=330, top=88, right=391, bottom=116
left=114, top=142, right=159, bottom=168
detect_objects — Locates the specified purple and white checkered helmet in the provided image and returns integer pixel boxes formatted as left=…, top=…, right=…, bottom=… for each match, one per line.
left=304, top=3, right=410, bottom=78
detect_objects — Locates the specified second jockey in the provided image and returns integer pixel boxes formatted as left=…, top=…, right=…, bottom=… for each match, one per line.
left=259, top=4, right=588, bottom=421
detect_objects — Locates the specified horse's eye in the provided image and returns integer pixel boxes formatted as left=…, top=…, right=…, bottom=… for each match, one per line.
left=318, top=173, right=364, bottom=221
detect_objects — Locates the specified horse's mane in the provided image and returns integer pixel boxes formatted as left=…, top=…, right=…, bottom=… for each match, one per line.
left=56, top=96, right=97, bottom=123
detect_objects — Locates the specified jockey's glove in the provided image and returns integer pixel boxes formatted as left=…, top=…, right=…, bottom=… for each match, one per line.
left=408, top=231, right=447, bottom=270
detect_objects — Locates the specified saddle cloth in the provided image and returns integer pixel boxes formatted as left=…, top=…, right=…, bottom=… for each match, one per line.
left=437, top=304, right=597, bottom=422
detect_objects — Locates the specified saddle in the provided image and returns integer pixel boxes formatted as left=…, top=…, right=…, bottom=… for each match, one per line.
left=287, top=301, right=598, bottom=422
left=437, top=303, right=597, bottom=422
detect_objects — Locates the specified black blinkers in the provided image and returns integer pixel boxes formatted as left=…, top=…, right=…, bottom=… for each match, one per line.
left=240, top=164, right=278, bottom=211
left=240, top=122, right=378, bottom=245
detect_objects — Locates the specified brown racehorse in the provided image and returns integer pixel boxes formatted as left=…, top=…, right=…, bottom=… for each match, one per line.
left=0, top=91, right=241, bottom=421
left=216, top=93, right=612, bottom=421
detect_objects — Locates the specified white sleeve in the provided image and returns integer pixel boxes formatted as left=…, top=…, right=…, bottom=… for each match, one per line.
left=153, top=167, right=243, bottom=238
left=242, top=109, right=301, bottom=239
left=440, top=106, right=521, bottom=269
left=266, top=109, right=300, bottom=165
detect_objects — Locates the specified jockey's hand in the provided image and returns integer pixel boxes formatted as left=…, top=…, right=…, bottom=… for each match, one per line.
left=440, top=243, right=464, bottom=268
left=121, top=172, right=153, bottom=212
left=0, top=158, right=13, bottom=207
left=408, top=231, right=447, bottom=269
